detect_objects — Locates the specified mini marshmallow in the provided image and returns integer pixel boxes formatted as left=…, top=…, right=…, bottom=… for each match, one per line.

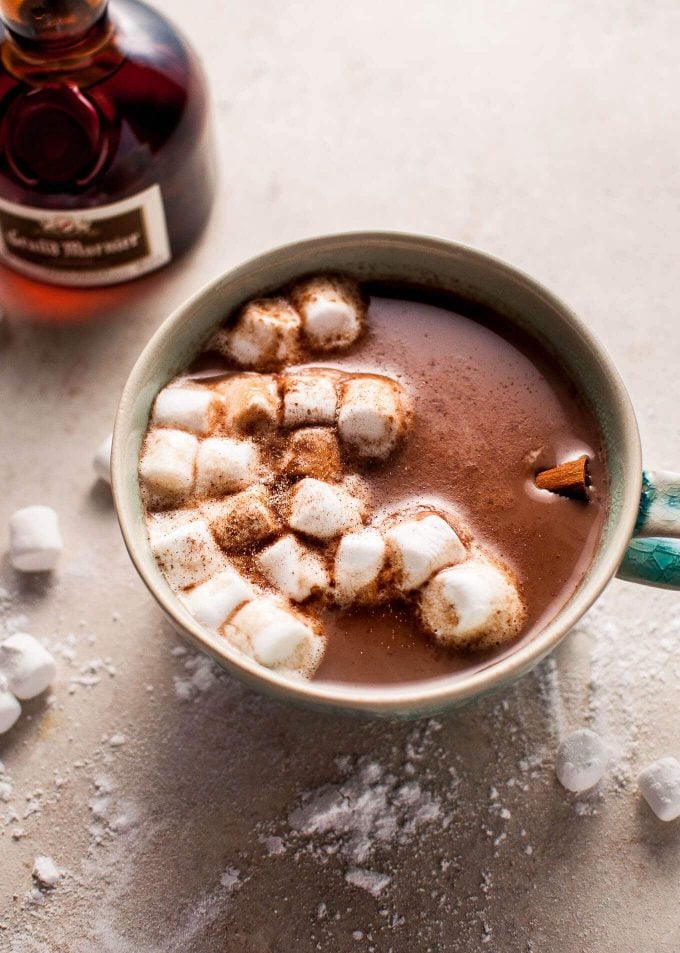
left=0, top=675, right=21, bottom=734
left=217, top=374, right=281, bottom=433
left=152, top=385, right=221, bottom=435
left=338, top=375, right=410, bottom=460
left=419, top=556, right=526, bottom=649
left=288, top=478, right=367, bottom=541
left=228, top=597, right=324, bottom=673
left=203, top=486, right=279, bottom=551
left=150, top=518, right=224, bottom=589
left=195, top=437, right=260, bottom=496
left=385, top=513, right=466, bottom=591
left=93, top=434, right=113, bottom=484
left=182, top=566, right=256, bottom=629
left=139, top=429, right=198, bottom=501
left=282, top=427, right=343, bottom=482
left=32, top=855, right=61, bottom=889
left=9, top=505, right=63, bottom=573
left=291, top=276, right=364, bottom=351
left=281, top=369, right=340, bottom=428
left=215, top=298, right=301, bottom=368
left=333, top=528, right=386, bottom=605
left=555, top=729, right=608, bottom=793
left=638, top=757, right=680, bottom=821
left=0, top=633, right=57, bottom=700
left=259, top=534, right=330, bottom=602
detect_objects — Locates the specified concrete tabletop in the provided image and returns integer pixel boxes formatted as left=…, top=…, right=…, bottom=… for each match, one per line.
left=2, top=1, right=680, bottom=950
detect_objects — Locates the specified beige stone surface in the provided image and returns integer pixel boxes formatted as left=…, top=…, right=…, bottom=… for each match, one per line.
left=2, top=1, right=680, bottom=950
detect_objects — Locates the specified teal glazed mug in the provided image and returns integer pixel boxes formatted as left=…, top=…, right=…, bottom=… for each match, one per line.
left=618, top=473, right=680, bottom=587
left=111, top=232, right=680, bottom=718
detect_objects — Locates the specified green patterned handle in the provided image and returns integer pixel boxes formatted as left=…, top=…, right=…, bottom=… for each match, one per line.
left=616, top=471, right=680, bottom=589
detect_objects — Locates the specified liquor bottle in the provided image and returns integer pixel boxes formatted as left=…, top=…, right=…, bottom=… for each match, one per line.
left=0, top=0, right=215, bottom=286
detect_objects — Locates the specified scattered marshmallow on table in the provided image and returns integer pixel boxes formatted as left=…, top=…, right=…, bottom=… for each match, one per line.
left=385, top=513, right=466, bottom=591
left=181, top=566, right=255, bottom=629
left=419, top=555, right=526, bottom=649
left=227, top=596, right=324, bottom=673
left=287, top=478, right=367, bottom=541
left=0, top=675, right=21, bottom=734
left=217, top=374, right=281, bottom=433
left=32, top=855, right=61, bottom=889
left=555, top=729, right=608, bottom=792
left=338, top=375, right=410, bottom=460
left=281, top=369, right=339, bottom=428
left=9, top=505, right=63, bottom=572
left=0, top=633, right=57, bottom=700
left=259, top=534, right=330, bottom=602
left=638, top=757, right=680, bottom=821
left=139, top=429, right=198, bottom=502
left=214, top=298, right=301, bottom=368
left=291, top=276, right=364, bottom=351
left=195, top=436, right=260, bottom=496
left=152, top=385, right=221, bottom=435
left=150, top=518, right=224, bottom=589
left=93, top=433, right=113, bottom=484
left=0, top=633, right=57, bottom=735
left=334, top=528, right=386, bottom=605
left=203, top=486, right=280, bottom=551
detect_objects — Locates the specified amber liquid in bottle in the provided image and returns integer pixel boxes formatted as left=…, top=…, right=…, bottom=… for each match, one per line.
left=0, top=0, right=215, bottom=286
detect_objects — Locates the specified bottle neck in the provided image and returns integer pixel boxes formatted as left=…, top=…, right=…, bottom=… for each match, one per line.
left=0, top=0, right=121, bottom=84
left=0, top=0, right=109, bottom=50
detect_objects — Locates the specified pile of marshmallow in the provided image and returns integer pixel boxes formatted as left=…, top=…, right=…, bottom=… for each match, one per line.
left=140, top=275, right=526, bottom=681
left=210, top=274, right=366, bottom=367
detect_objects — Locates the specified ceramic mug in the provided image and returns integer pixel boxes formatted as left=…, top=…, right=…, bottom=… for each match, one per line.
left=111, top=232, right=680, bottom=718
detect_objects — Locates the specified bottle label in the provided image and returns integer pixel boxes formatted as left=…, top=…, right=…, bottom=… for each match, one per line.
left=0, top=185, right=171, bottom=286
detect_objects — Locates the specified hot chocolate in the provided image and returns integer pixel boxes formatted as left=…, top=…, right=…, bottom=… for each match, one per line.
left=138, top=277, right=606, bottom=686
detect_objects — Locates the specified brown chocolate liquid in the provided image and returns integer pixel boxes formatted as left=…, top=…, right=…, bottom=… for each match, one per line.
left=307, top=287, right=607, bottom=686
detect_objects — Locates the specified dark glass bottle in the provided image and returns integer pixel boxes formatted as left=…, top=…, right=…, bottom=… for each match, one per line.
left=0, top=0, right=215, bottom=286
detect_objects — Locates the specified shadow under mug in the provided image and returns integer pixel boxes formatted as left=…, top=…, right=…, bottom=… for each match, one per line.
left=112, top=232, right=680, bottom=718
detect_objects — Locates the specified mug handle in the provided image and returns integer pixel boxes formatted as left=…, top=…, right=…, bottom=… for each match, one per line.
left=616, top=470, right=680, bottom=589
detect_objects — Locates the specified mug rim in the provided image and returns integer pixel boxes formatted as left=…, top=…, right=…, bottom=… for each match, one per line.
left=112, top=230, right=642, bottom=716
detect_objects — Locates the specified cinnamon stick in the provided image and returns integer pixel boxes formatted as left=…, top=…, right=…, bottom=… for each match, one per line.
left=535, top=455, right=590, bottom=501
